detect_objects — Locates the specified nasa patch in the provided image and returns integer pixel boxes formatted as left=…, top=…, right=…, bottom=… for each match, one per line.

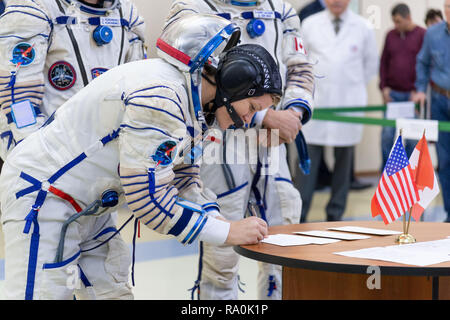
left=11, top=43, right=35, bottom=66
left=48, top=61, right=76, bottom=90
left=91, top=67, right=108, bottom=79
left=152, top=140, right=178, bottom=166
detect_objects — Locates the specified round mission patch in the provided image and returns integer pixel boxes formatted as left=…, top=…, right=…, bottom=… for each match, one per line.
left=11, top=43, right=35, bottom=66
left=152, top=140, right=178, bottom=166
left=48, top=61, right=76, bottom=90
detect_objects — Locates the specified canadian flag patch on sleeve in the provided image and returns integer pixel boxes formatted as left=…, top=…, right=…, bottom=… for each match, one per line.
left=294, top=37, right=307, bottom=55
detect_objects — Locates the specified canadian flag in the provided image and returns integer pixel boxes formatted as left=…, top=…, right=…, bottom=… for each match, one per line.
left=408, top=133, right=440, bottom=221
left=294, top=37, right=307, bottom=55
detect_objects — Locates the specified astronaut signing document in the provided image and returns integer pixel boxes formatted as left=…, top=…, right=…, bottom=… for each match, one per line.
left=0, top=13, right=283, bottom=299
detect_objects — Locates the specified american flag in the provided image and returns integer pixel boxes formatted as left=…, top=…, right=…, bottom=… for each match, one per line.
left=371, top=135, right=419, bottom=224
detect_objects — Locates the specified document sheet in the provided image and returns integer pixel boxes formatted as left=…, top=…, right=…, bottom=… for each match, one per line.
left=262, top=234, right=341, bottom=247
left=293, top=230, right=371, bottom=240
left=334, top=239, right=450, bottom=266
left=327, top=226, right=402, bottom=236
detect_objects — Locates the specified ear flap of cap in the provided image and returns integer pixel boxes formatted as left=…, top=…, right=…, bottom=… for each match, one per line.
left=216, top=57, right=262, bottom=100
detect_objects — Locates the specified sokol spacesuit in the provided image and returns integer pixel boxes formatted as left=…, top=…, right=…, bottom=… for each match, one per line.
left=0, top=0, right=146, bottom=159
left=165, top=0, right=315, bottom=300
left=0, top=0, right=146, bottom=300
left=0, top=14, right=280, bottom=300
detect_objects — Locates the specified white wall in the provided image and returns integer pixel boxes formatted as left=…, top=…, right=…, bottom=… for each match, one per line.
left=131, top=0, right=445, bottom=173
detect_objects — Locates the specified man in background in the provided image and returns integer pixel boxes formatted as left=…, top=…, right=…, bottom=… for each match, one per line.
left=298, top=0, right=371, bottom=192
left=298, top=0, right=379, bottom=223
left=413, top=0, right=450, bottom=222
left=379, top=3, right=426, bottom=169
left=425, top=8, right=443, bottom=27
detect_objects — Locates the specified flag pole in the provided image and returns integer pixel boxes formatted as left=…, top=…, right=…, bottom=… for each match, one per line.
left=405, top=130, right=427, bottom=236
left=405, top=130, right=427, bottom=238
left=400, top=129, right=407, bottom=235
left=395, top=128, right=416, bottom=244
left=406, top=210, right=413, bottom=235
left=402, top=209, right=407, bottom=235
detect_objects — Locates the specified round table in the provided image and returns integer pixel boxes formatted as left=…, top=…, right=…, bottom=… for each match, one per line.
left=234, top=221, right=450, bottom=300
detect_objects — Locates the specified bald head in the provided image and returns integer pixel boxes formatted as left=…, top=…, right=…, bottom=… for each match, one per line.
left=325, top=0, right=351, bottom=18
left=445, top=0, right=450, bottom=23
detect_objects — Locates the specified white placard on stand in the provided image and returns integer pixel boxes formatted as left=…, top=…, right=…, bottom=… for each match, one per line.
left=396, top=119, right=439, bottom=142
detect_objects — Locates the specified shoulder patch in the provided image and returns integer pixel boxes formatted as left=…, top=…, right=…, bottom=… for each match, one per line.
left=48, top=61, right=76, bottom=90
left=91, top=67, right=108, bottom=79
left=11, top=43, right=36, bottom=67
left=152, top=140, right=178, bottom=167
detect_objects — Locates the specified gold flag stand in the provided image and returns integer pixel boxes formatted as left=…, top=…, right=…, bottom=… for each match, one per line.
left=395, top=211, right=416, bottom=244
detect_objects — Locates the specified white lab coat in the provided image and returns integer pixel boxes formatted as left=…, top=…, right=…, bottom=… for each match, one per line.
left=301, top=9, right=379, bottom=147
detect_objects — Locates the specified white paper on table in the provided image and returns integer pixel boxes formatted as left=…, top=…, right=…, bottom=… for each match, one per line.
left=334, top=239, right=450, bottom=267
left=384, top=239, right=450, bottom=255
left=327, top=226, right=402, bottom=236
left=261, top=234, right=340, bottom=247
left=294, top=230, right=371, bottom=240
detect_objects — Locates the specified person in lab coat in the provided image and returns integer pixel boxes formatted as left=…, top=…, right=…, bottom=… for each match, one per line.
left=296, top=0, right=379, bottom=223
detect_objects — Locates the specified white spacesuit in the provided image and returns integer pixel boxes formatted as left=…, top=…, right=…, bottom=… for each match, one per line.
left=0, top=0, right=146, bottom=159
left=0, top=0, right=146, bottom=300
left=0, top=14, right=278, bottom=300
left=166, top=0, right=315, bottom=300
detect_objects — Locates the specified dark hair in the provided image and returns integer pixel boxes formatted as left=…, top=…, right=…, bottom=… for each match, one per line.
left=203, top=63, right=217, bottom=77
left=391, top=3, right=410, bottom=18
left=425, top=9, right=443, bottom=25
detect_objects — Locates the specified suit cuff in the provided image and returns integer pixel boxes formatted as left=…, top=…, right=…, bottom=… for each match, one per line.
left=251, top=109, right=269, bottom=127
left=197, top=217, right=230, bottom=245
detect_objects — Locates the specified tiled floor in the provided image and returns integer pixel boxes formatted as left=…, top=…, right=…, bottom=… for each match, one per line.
left=0, top=175, right=446, bottom=300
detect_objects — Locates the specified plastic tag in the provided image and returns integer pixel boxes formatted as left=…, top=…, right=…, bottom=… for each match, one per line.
left=11, top=100, right=36, bottom=128
left=253, top=10, right=275, bottom=19
left=100, top=17, right=121, bottom=27
left=386, top=101, right=415, bottom=120
left=396, top=119, right=439, bottom=142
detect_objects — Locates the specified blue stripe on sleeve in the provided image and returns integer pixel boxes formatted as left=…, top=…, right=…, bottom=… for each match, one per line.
left=217, top=181, right=249, bottom=199
left=167, top=206, right=194, bottom=237
left=126, top=94, right=185, bottom=121
left=187, top=217, right=208, bottom=244
left=119, top=124, right=182, bottom=140
left=126, top=102, right=184, bottom=124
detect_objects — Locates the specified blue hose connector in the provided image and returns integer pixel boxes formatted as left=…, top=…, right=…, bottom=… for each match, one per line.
left=246, top=19, right=265, bottom=38
left=93, top=25, right=113, bottom=46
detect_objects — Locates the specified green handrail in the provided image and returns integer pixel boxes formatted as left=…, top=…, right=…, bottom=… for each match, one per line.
left=311, top=105, right=450, bottom=132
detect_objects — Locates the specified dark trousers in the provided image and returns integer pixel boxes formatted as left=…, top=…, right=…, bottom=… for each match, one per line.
left=296, top=145, right=353, bottom=222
